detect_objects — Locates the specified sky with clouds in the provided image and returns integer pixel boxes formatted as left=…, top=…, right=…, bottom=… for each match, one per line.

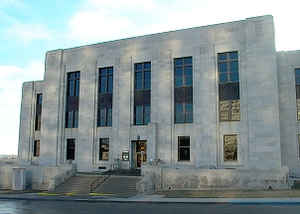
left=1, top=0, right=300, bottom=155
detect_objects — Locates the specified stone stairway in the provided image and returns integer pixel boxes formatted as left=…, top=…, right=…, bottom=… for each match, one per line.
left=54, top=174, right=105, bottom=194
left=94, top=176, right=141, bottom=197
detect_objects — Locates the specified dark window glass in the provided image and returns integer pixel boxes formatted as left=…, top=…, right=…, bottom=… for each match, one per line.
left=66, top=139, right=75, bottom=160
left=174, top=57, right=193, bottom=87
left=134, top=62, right=151, bottom=125
left=296, top=68, right=300, bottom=85
left=174, top=57, right=193, bottom=124
left=178, top=136, right=190, bottom=161
left=218, top=52, right=240, bottom=122
left=33, top=140, right=40, bottom=157
left=135, top=105, right=143, bottom=125
left=98, top=67, right=113, bottom=127
left=99, top=138, right=109, bottom=161
left=135, top=72, right=143, bottom=90
left=35, top=94, right=42, bottom=131
left=218, top=52, right=239, bottom=84
left=66, top=72, right=80, bottom=128
left=224, top=135, right=238, bottom=162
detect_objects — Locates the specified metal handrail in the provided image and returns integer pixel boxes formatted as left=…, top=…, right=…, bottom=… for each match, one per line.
left=90, top=175, right=110, bottom=192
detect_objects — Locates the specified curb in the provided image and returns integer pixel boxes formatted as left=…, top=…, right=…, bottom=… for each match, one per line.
left=2, top=195, right=300, bottom=204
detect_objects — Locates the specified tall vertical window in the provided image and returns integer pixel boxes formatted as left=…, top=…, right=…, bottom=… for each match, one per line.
left=218, top=51, right=240, bottom=121
left=66, top=139, right=75, bottom=160
left=35, top=94, right=43, bottom=131
left=223, top=135, right=238, bottom=162
left=97, top=67, right=113, bottom=127
left=295, top=68, right=300, bottom=120
left=178, top=136, right=190, bottom=161
left=33, top=140, right=40, bottom=157
left=99, top=138, right=109, bottom=161
left=134, top=62, right=151, bottom=125
left=174, top=57, right=193, bottom=123
left=65, top=72, right=80, bottom=128
left=298, top=135, right=300, bottom=159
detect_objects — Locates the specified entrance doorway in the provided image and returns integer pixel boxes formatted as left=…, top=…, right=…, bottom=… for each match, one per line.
left=132, top=140, right=147, bottom=168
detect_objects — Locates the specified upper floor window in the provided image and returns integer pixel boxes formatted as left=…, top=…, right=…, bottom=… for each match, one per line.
left=174, top=57, right=193, bottom=123
left=67, top=72, right=80, bottom=97
left=174, top=57, right=192, bottom=87
left=35, top=93, right=42, bottom=131
left=99, top=67, right=113, bottom=93
left=97, top=67, right=113, bottom=127
left=218, top=52, right=239, bottom=84
left=66, top=71, right=80, bottom=128
left=135, top=62, right=151, bottom=90
left=134, top=62, right=151, bottom=125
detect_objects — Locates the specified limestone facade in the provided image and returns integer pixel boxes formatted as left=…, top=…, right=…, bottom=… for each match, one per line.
left=17, top=15, right=299, bottom=188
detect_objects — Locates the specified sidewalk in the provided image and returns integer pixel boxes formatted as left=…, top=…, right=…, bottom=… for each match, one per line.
left=1, top=190, right=300, bottom=204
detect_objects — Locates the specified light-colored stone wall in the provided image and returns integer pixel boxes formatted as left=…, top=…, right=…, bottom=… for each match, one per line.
left=19, top=15, right=284, bottom=176
left=277, top=50, right=300, bottom=176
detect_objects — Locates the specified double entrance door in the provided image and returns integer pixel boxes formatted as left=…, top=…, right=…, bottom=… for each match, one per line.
left=132, top=140, right=147, bottom=168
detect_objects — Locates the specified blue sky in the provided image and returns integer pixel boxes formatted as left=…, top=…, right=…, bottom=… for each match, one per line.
left=1, top=0, right=300, bottom=155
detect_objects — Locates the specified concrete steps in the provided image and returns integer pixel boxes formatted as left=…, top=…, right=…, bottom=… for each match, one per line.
left=94, top=176, right=141, bottom=197
left=54, top=174, right=104, bottom=194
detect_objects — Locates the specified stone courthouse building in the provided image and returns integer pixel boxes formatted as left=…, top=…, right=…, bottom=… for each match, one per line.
left=16, top=15, right=300, bottom=190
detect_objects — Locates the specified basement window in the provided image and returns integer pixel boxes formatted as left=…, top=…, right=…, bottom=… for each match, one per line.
left=66, top=139, right=75, bottom=160
left=99, top=138, right=109, bottom=161
left=223, top=135, right=238, bottom=162
left=178, top=136, right=190, bottom=161
left=33, top=140, right=40, bottom=157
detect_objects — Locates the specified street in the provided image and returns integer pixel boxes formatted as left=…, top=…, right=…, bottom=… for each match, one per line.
left=0, top=200, right=300, bottom=214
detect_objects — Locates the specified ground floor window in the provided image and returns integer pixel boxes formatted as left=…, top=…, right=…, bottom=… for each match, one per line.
left=178, top=136, right=190, bottom=161
left=33, top=140, right=40, bottom=157
left=223, top=135, right=238, bottom=162
left=66, top=139, right=75, bottom=160
left=99, top=138, right=109, bottom=161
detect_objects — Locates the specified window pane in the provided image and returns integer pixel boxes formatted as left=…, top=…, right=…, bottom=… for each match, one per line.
left=75, top=79, right=80, bottom=96
left=218, top=53, right=227, bottom=61
left=144, top=105, right=150, bottom=124
left=108, top=75, right=113, bottom=93
left=219, top=73, right=228, bottom=83
left=100, top=138, right=109, bottom=161
left=185, top=103, right=193, bottom=122
left=74, top=110, right=78, bottom=128
left=230, top=61, right=238, bottom=73
left=230, top=52, right=238, bottom=60
left=107, top=107, right=112, bottom=126
left=174, top=58, right=183, bottom=66
left=144, top=71, right=151, bottom=90
left=185, top=72, right=193, bottom=86
left=230, top=72, right=239, bottom=82
left=144, top=62, right=151, bottom=70
left=67, top=111, right=73, bottom=128
left=135, top=63, right=143, bottom=71
left=184, top=57, right=192, bottom=65
left=67, top=139, right=75, bottom=160
left=135, top=72, right=143, bottom=90
left=179, top=136, right=190, bottom=147
left=175, top=103, right=184, bottom=123
left=295, top=69, right=300, bottom=85
left=218, top=62, right=227, bottom=73
left=100, top=108, right=106, bottom=126
left=224, top=135, right=238, bottom=161
left=100, top=76, right=107, bottom=93
left=107, top=67, right=113, bottom=75
left=135, top=105, right=143, bottom=125
left=68, top=80, right=74, bottom=96
left=175, top=68, right=183, bottom=87
left=100, top=68, right=107, bottom=76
